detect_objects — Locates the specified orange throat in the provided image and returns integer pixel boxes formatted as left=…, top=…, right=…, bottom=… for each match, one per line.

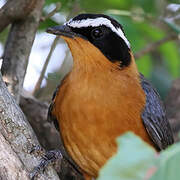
left=53, top=36, right=151, bottom=177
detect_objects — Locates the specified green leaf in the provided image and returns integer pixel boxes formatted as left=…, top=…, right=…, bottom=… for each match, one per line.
left=132, top=0, right=157, bottom=14
left=139, top=23, right=164, bottom=40
left=150, top=142, right=180, bottom=180
left=39, top=18, right=58, bottom=31
left=0, top=28, right=9, bottom=44
left=45, top=0, right=76, bottom=11
left=45, top=0, right=60, bottom=5
left=97, top=132, right=156, bottom=180
left=136, top=55, right=153, bottom=77
left=150, top=65, right=172, bottom=99
left=80, top=0, right=133, bottom=12
left=159, top=42, right=180, bottom=78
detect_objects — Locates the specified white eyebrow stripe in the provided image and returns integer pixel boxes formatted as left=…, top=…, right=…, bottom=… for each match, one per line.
left=65, top=17, right=130, bottom=48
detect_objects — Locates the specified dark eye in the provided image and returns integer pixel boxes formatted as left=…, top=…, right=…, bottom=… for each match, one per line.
left=91, top=28, right=104, bottom=39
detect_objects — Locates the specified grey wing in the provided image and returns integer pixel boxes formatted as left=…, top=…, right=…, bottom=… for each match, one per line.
left=47, top=75, right=70, bottom=131
left=47, top=85, right=60, bottom=131
left=140, top=74, right=174, bottom=150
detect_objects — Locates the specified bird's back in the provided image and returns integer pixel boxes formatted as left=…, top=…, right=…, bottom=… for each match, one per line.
left=140, top=74, right=174, bottom=150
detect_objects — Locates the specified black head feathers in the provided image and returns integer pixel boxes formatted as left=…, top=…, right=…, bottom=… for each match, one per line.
left=66, top=14, right=131, bottom=67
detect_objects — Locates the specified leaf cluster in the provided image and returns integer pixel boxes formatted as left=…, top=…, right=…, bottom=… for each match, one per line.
left=98, top=132, right=180, bottom=180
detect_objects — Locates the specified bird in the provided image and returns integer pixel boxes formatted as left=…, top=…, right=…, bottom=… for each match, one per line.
left=34, top=14, right=174, bottom=180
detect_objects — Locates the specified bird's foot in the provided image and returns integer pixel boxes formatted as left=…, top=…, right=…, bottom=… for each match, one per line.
left=30, top=148, right=62, bottom=180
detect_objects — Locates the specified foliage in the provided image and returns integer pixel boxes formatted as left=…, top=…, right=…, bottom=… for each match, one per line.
left=97, top=132, right=156, bottom=180
left=0, top=0, right=179, bottom=99
left=97, top=132, right=180, bottom=180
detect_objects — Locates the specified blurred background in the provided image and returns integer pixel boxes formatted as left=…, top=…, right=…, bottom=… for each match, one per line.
left=0, top=0, right=179, bottom=102
left=0, top=1, right=179, bottom=179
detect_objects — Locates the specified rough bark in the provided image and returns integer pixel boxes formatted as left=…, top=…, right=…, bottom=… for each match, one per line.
left=0, top=0, right=37, bottom=32
left=165, top=78, right=180, bottom=142
left=1, top=0, right=44, bottom=104
left=0, top=132, right=29, bottom=180
left=20, top=93, right=84, bottom=180
left=0, top=73, right=60, bottom=179
left=20, top=93, right=61, bottom=150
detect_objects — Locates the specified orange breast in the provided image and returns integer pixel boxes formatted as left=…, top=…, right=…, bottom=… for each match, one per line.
left=52, top=61, right=152, bottom=177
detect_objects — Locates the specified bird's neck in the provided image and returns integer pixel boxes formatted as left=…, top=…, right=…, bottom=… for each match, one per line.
left=62, top=36, right=141, bottom=94
left=63, top=36, right=139, bottom=80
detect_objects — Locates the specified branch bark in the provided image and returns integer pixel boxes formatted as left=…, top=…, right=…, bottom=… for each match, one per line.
left=0, top=73, right=60, bottom=179
left=1, top=0, right=44, bottom=104
left=20, top=93, right=61, bottom=150
left=165, top=78, right=180, bottom=142
left=134, top=33, right=178, bottom=59
left=0, top=0, right=37, bottom=32
left=20, top=93, right=84, bottom=180
left=41, top=2, right=61, bottom=22
left=0, top=132, right=29, bottom=179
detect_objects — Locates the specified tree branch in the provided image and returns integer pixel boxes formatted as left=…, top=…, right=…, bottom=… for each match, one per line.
left=19, top=93, right=84, bottom=180
left=134, top=33, right=178, bottom=59
left=0, top=132, right=29, bottom=179
left=33, top=36, right=59, bottom=98
left=41, top=2, right=61, bottom=22
left=20, top=93, right=61, bottom=150
left=0, top=0, right=37, bottom=32
left=0, top=73, right=60, bottom=179
left=1, top=0, right=44, bottom=103
left=165, top=78, right=180, bottom=142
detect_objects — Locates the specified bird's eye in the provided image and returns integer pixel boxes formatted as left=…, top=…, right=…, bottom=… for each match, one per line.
left=91, top=28, right=103, bottom=39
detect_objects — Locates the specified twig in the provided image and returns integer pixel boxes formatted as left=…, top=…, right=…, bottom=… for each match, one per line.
left=41, top=2, right=61, bottom=22
left=33, top=0, right=81, bottom=98
left=66, top=0, right=81, bottom=20
left=134, top=33, right=178, bottom=59
left=33, top=36, right=59, bottom=97
left=1, top=0, right=45, bottom=104
left=0, top=0, right=37, bottom=32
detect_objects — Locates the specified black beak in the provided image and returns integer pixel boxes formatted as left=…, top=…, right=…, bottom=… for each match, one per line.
left=46, top=25, right=75, bottom=38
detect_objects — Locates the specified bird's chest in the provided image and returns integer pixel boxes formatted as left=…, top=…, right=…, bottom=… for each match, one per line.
left=53, top=73, right=146, bottom=177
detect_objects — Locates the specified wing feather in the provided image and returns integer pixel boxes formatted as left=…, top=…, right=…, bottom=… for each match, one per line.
left=140, top=74, right=174, bottom=150
left=47, top=85, right=60, bottom=131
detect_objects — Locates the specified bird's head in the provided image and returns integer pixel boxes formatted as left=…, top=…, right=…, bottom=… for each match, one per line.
left=47, top=14, right=133, bottom=70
